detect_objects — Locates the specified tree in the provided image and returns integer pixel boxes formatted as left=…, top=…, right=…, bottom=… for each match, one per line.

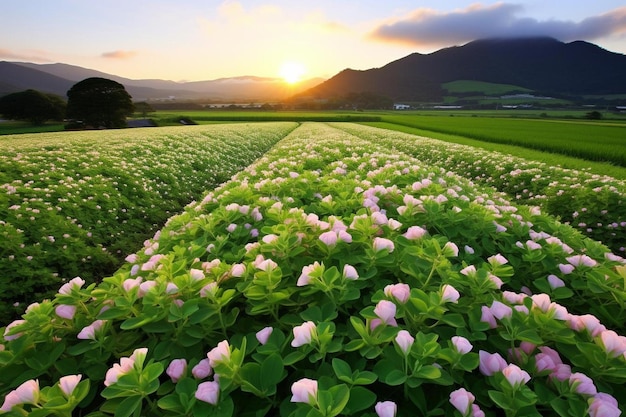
left=0, top=89, right=66, bottom=125
left=133, top=101, right=155, bottom=119
left=66, top=77, right=134, bottom=128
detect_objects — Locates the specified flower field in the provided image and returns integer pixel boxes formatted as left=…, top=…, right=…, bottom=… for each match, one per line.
left=1, top=122, right=625, bottom=416
left=0, top=123, right=297, bottom=321
left=335, top=123, right=626, bottom=254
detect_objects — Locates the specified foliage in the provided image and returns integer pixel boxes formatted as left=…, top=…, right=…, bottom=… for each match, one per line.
left=66, top=78, right=134, bottom=129
left=336, top=123, right=626, bottom=254
left=0, top=123, right=296, bottom=322
left=1, top=122, right=625, bottom=417
left=0, top=90, right=66, bottom=125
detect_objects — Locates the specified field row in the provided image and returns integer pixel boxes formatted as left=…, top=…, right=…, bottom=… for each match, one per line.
left=2, top=123, right=624, bottom=416
left=336, top=123, right=626, bottom=254
left=0, top=122, right=297, bottom=321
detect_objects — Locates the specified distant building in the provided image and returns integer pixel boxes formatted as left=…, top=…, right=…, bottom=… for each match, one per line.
left=394, top=103, right=411, bottom=110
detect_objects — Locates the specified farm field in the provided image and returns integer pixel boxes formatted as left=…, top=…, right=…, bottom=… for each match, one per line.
left=0, top=122, right=297, bottom=322
left=1, top=122, right=625, bottom=416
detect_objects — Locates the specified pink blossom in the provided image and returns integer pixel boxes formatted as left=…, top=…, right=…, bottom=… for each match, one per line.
left=384, top=283, right=411, bottom=303
left=375, top=401, right=397, bottom=417
left=588, top=393, right=621, bottom=417
left=192, top=359, right=213, bottom=379
left=460, top=265, right=477, bottom=276
left=488, top=274, right=504, bottom=289
left=547, top=274, right=565, bottom=289
left=480, top=306, right=497, bottom=329
left=77, top=320, right=105, bottom=340
left=472, top=404, right=486, bottom=417
left=479, top=350, right=508, bottom=376
left=373, top=237, right=395, bottom=253
left=395, top=330, right=414, bottom=355
left=319, top=231, right=338, bottom=246
left=55, top=305, right=76, bottom=320
left=598, top=330, right=626, bottom=358
left=403, top=226, right=426, bottom=240
left=291, top=378, right=318, bottom=404
left=443, top=242, right=459, bottom=257
left=230, top=263, right=246, bottom=277
left=166, top=358, right=187, bottom=382
left=207, top=340, right=231, bottom=367
left=1, top=379, right=40, bottom=411
left=138, top=280, right=157, bottom=297
left=374, top=300, right=398, bottom=327
left=449, top=388, right=474, bottom=415
left=464, top=245, right=475, bottom=254
left=558, top=263, right=575, bottom=275
left=59, top=374, right=82, bottom=397
left=531, top=293, right=552, bottom=312
left=256, top=258, right=278, bottom=272
left=569, top=372, right=597, bottom=395
left=189, top=268, right=205, bottom=281
left=104, top=357, right=135, bottom=387
left=441, top=284, right=460, bottom=303
left=298, top=262, right=321, bottom=286
left=125, top=254, right=138, bottom=263
left=451, top=336, right=473, bottom=354
left=551, top=364, right=572, bottom=381
left=534, top=346, right=562, bottom=373
left=338, top=230, right=353, bottom=243
left=58, top=277, right=85, bottom=295
left=502, top=291, right=527, bottom=304
left=566, top=254, right=597, bottom=268
left=490, top=301, right=513, bottom=320
left=122, top=277, right=142, bottom=292
left=226, top=223, right=237, bottom=233
left=502, top=364, right=531, bottom=387
left=262, top=234, right=278, bottom=244
left=200, top=282, right=218, bottom=298
left=568, top=314, right=606, bottom=336
left=195, top=380, right=220, bottom=405
left=342, top=264, right=359, bottom=280
left=256, top=327, right=273, bottom=345
left=291, top=321, right=317, bottom=347
left=488, top=254, right=508, bottom=265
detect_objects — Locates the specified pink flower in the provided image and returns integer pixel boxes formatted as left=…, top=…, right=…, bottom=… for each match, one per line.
left=384, top=283, right=411, bottom=303
left=569, top=372, right=597, bottom=395
left=374, top=300, right=397, bottom=327
left=588, top=393, right=621, bottom=417
left=375, top=401, right=397, bottom=417
left=480, top=306, right=497, bottom=329
left=77, top=319, right=105, bottom=340
left=558, top=263, right=575, bottom=275
left=449, top=388, right=474, bottom=415
left=231, top=263, right=246, bottom=277
left=123, top=277, right=142, bottom=292
left=256, top=258, right=278, bottom=272
left=460, top=265, right=477, bottom=276
left=319, top=231, right=338, bottom=246
left=547, top=274, right=565, bottom=289
left=488, top=254, right=508, bottom=265
left=403, top=226, right=426, bottom=240
left=59, top=374, right=82, bottom=397
left=195, top=380, right=220, bottom=405
left=534, top=346, right=562, bottom=373
left=502, top=364, right=531, bottom=387
left=58, top=277, right=85, bottom=295
left=479, top=350, right=507, bottom=376
left=551, top=364, right=572, bottom=381
left=1, top=379, right=40, bottom=411
left=262, top=234, right=278, bottom=244
left=3, top=319, right=25, bottom=341
left=256, top=327, right=273, bottom=345
left=502, top=291, right=527, bottom=305
left=207, top=340, right=231, bottom=367
left=443, top=242, right=459, bottom=257
left=490, top=301, right=513, bottom=320
left=472, top=404, right=486, bottom=417
left=566, top=254, right=597, bottom=268
left=598, top=330, right=626, bottom=358
left=298, top=262, right=320, bottom=286
left=291, top=378, right=318, bottom=404
left=104, top=358, right=134, bottom=387
left=292, top=321, right=317, bottom=347
left=441, top=284, right=460, bottom=303
left=190, top=268, right=205, bottom=280
left=488, top=274, right=503, bottom=289
left=395, top=330, right=414, bottom=355
left=192, top=359, right=213, bottom=379
left=342, top=264, right=359, bottom=280
left=338, top=230, right=353, bottom=243
left=531, top=293, right=552, bottom=312
left=166, top=358, right=187, bottom=382
left=373, top=237, right=395, bottom=253
left=451, top=336, right=473, bottom=354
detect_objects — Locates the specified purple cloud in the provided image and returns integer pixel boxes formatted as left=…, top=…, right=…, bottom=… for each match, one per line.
left=369, top=3, right=626, bottom=46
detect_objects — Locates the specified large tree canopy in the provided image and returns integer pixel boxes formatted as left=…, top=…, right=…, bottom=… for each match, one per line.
left=66, top=77, right=134, bottom=128
left=0, top=89, right=66, bottom=125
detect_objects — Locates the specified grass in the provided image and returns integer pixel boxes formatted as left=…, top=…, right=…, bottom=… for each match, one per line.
left=0, top=121, right=64, bottom=135
left=442, top=80, right=532, bottom=95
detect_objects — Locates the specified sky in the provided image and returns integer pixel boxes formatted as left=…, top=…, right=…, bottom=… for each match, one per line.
left=2, top=1, right=626, bottom=83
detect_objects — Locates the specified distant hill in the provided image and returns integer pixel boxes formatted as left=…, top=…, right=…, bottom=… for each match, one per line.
left=0, top=61, right=324, bottom=101
left=303, top=37, right=626, bottom=102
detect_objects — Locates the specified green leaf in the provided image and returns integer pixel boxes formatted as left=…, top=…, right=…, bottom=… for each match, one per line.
left=328, top=384, right=350, bottom=417
left=414, top=365, right=441, bottom=380
left=261, top=354, right=284, bottom=387
left=382, top=369, right=407, bottom=386
left=344, top=386, right=376, bottom=414
left=352, top=371, right=378, bottom=385
left=488, top=390, right=511, bottom=411
left=441, top=313, right=466, bottom=327
left=158, top=394, right=185, bottom=413
left=120, top=316, right=155, bottom=330
left=114, top=395, right=142, bottom=417
left=331, top=358, right=352, bottom=381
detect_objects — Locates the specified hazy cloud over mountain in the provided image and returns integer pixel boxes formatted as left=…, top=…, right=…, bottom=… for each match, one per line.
left=101, top=50, right=138, bottom=59
left=370, top=3, right=626, bottom=47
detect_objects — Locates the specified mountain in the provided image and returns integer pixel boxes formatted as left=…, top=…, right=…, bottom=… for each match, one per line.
left=303, top=37, right=626, bottom=102
left=0, top=61, right=324, bottom=101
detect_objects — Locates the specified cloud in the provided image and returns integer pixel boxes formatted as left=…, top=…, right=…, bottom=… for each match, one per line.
left=369, top=3, right=626, bottom=47
left=0, top=48, right=53, bottom=62
left=101, top=50, right=138, bottom=59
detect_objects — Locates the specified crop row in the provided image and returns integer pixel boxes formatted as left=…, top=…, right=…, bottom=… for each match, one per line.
left=2, top=122, right=624, bottom=416
left=0, top=122, right=297, bottom=322
left=335, top=123, right=626, bottom=254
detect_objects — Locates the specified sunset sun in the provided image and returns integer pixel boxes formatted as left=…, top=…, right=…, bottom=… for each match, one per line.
left=279, top=61, right=307, bottom=84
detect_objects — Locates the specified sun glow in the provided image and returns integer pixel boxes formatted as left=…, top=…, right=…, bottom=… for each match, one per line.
left=279, top=61, right=307, bottom=84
